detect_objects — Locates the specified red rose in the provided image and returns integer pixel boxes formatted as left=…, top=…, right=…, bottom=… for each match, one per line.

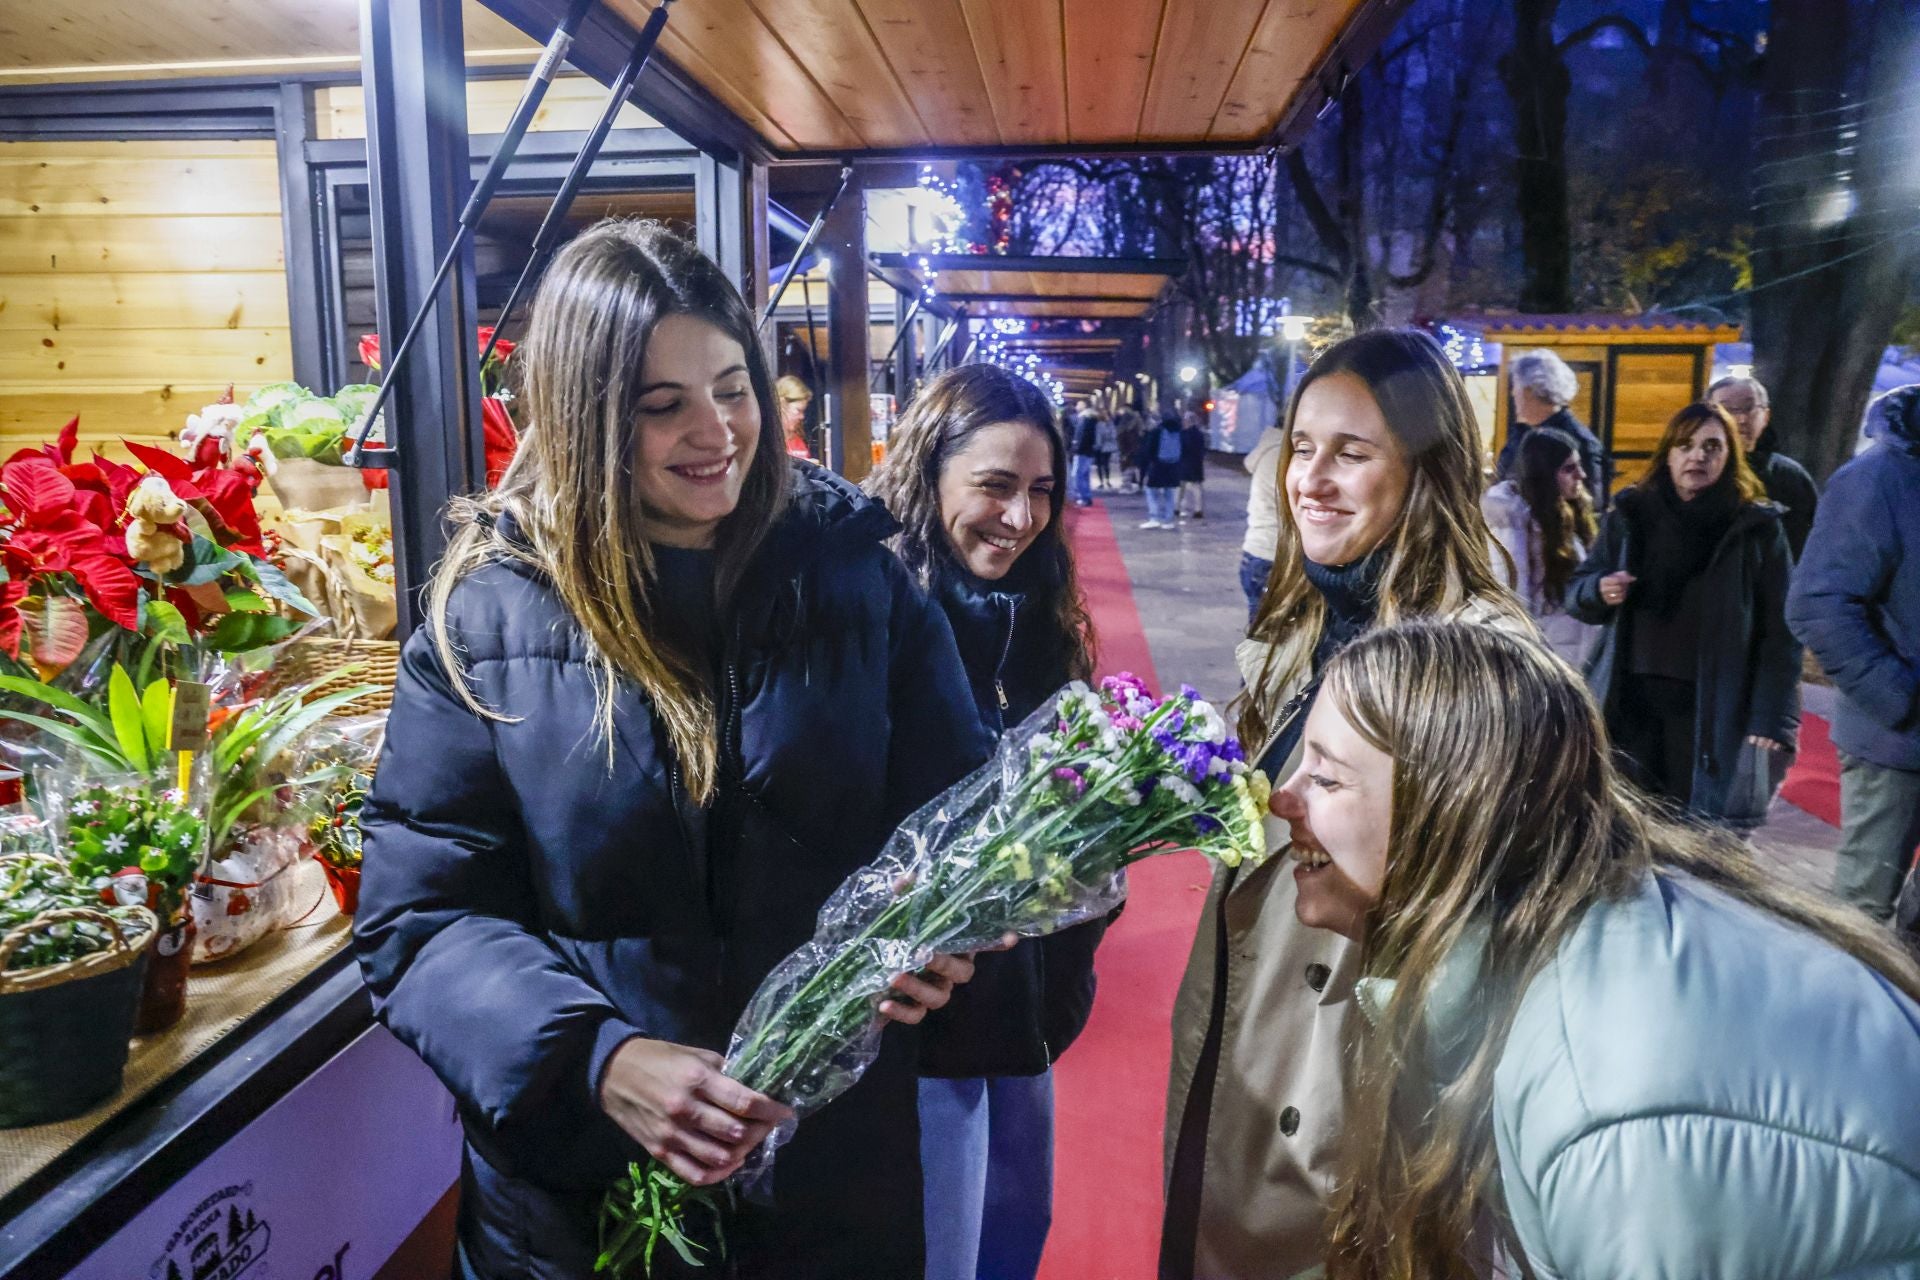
left=358, top=334, right=382, bottom=371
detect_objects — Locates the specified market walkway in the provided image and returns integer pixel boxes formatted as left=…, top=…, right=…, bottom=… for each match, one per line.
left=1039, top=457, right=1845, bottom=1280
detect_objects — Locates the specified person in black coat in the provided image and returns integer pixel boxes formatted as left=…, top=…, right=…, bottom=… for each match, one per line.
left=354, top=221, right=994, bottom=1280
left=1567, top=401, right=1800, bottom=827
left=867, top=364, right=1106, bottom=1280
left=1708, top=374, right=1820, bottom=558
left=1176, top=409, right=1208, bottom=519
left=1135, top=413, right=1185, bottom=529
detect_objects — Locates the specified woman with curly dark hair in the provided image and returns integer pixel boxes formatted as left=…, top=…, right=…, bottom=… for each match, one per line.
left=866, top=364, right=1102, bottom=1280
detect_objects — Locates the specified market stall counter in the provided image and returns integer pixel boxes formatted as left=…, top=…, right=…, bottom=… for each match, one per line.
left=0, top=878, right=464, bottom=1279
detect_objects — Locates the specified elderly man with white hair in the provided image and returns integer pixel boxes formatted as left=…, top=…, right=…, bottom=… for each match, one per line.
left=1498, top=348, right=1606, bottom=505
left=1708, top=373, right=1819, bottom=558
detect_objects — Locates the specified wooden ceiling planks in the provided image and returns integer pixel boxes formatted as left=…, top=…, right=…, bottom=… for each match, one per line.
left=957, top=0, right=1068, bottom=145
left=740, top=0, right=931, bottom=150
left=934, top=268, right=1168, bottom=299
left=1136, top=0, right=1271, bottom=141
left=1060, top=0, right=1165, bottom=144
left=601, top=0, right=847, bottom=150
left=854, top=0, right=1001, bottom=148
left=1211, top=0, right=1354, bottom=141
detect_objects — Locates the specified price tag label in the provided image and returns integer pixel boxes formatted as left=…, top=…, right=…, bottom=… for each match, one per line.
left=169, top=681, right=212, bottom=752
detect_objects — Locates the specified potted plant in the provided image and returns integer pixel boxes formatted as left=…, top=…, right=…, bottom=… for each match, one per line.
left=0, top=854, right=156, bottom=1123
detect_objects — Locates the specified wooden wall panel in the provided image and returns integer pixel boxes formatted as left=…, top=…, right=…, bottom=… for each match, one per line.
left=0, top=271, right=290, bottom=331
left=0, top=213, right=286, bottom=275
left=314, top=75, right=658, bottom=141
left=0, top=139, right=292, bottom=458
left=1611, top=351, right=1697, bottom=456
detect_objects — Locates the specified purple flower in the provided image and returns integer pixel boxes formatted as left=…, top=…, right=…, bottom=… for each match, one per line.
left=1193, top=814, right=1222, bottom=835
left=1052, top=767, right=1086, bottom=796
left=1152, top=729, right=1178, bottom=754
left=1220, top=739, right=1246, bottom=763
left=1102, top=672, right=1152, bottom=701
left=1111, top=712, right=1142, bottom=731
left=1180, top=684, right=1202, bottom=701
left=1176, top=743, right=1214, bottom=784
left=1165, top=711, right=1186, bottom=734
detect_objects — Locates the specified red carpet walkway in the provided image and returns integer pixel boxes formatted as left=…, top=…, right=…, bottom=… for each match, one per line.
left=1042, top=507, right=1209, bottom=1280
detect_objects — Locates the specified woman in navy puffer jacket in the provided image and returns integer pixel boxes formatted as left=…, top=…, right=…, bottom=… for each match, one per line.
left=354, top=222, right=993, bottom=1279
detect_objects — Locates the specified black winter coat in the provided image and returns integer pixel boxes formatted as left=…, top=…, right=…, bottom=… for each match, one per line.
left=1749, top=447, right=1819, bottom=559
left=1566, top=487, right=1800, bottom=821
left=355, top=465, right=992, bottom=1279
left=915, top=566, right=1106, bottom=1078
left=1137, top=424, right=1186, bottom=489
left=1498, top=408, right=1607, bottom=508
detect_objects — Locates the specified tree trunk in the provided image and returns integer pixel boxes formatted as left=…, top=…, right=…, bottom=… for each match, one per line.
left=1500, top=0, right=1574, bottom=312
left=1749, top=0, right=1920, bottom=481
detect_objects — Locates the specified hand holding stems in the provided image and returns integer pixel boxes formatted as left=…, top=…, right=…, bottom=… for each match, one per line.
left=600, top=1040, right=793, bottom=1187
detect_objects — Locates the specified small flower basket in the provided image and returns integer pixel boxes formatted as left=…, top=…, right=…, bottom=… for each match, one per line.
left=0, top=857, right=157, bottom=1127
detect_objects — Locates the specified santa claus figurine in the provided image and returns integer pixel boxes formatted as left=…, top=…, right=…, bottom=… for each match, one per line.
left=180, top=386, right=244, bottom=470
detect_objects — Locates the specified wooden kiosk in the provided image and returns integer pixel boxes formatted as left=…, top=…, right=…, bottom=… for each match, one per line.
left=1483, top=314, right=1742, bottom=490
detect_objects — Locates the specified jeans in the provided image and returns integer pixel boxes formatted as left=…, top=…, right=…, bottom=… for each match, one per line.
left=920, top=1073, right=1056, bottom=1280
left=1239, top=553, right=1272, bottom=621
left=1833, top=752, right=1920, bottom=920
left=1070, top=455, right=1095, bottom=505
left=1144, top=487, right=1177, bottom=523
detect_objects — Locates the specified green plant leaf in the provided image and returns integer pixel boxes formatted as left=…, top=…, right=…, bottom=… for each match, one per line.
left=173, top=537, right=247, bottom=587
left=0, top=673, right=120, bottom=749
left=243, top=557, right=318, bottom=616
left=222, top=590, right=272, bottom=614
left=204, top=611, right=303, bottom=653
left=107, top=665, right=151, bottom=772
left=145, top=599, right=191, bottom=644
left=141, top=676, right=171, bottom=758
left=0, top=711, right=127, bottom=769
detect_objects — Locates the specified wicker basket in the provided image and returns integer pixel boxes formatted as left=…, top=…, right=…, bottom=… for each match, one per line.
left=0, top=904, right=157, bottom=1127
left=265, top=636, right=399, bottom=718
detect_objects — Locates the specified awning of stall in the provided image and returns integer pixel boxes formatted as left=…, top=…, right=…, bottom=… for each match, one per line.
left=873, top=254, right=1182, bottom=322
left=479, top=0, right=1408, bottom=159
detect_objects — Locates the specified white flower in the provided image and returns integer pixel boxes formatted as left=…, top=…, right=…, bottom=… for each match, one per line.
left=1117, top=785, right=1142, bottom=807
left=1064, top=681, right=1091, bottom=698
left=162, top=788, right=186, bottom=806
left=1191, top=703, right=1228, bottom=745
left=1162, top=775, right=1204, bottom=806
left=72, top=799, right=98, bottom=816
left=1207, top=756, right=1229, bottom=778
left=103, top=833, right=129, bottom=856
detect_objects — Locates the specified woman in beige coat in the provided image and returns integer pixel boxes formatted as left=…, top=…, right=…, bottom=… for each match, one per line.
left=1161, top=330, right=1530, bottom=1280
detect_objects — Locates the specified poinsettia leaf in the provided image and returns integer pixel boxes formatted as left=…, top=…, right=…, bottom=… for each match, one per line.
left=55, top=417, right=79, bottom=466
left=144, top=598, right=191, bottom=644
left=106, top=665, right=151, bottom=773
left=23, top=594, right=88, bottom=670
left=1, top=460, right=77, bottom=518
left=68, top=550, right=142, bottom=630
left=120, top=442, right=195, bottom=488
left=243, top=556, right=318, bottom=616
left=172, top=536, right=245, bottom=587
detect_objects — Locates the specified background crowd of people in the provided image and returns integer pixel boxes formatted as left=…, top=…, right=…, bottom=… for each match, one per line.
left=352, top=223, right=1920, bottom=1280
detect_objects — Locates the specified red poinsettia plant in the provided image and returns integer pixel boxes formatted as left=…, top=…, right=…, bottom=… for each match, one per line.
left=359, top=326, right=518, bottom=488
left=0, top=418, right=315, bottom=674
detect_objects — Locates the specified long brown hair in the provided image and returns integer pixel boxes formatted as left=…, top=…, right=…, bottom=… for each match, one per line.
left=1633, top=401, right=1767, bottom=504
left=865, top=364, right=1095, bottom=683
left=1513, top=426, right=1596, bottom=601
left=1241, top=329, right=1524, bottom=748
left=427, top=219, right=791, bottom=802
left=1320, top=621, right=1920, bottom=1280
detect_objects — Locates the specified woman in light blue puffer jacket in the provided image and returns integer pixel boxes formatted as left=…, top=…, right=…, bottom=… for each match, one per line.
left=1269, top=620, right=1920, bottom=1280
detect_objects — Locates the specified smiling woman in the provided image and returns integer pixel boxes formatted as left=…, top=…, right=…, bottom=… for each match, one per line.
left=352, top=220, right=996, bottom=1279
left=1161, top=329, right=1531, bottom=1280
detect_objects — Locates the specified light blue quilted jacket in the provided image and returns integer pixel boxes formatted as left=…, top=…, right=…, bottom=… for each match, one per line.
left=1492, top=872, right=1920, bottom=1278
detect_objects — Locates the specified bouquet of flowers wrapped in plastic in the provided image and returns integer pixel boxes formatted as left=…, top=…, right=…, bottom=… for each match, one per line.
left=597, top=674, right=1271, bottom=1275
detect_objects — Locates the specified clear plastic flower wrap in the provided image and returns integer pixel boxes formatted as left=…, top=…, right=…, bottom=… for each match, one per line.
left=597, top=674, right=1272, bottom=1275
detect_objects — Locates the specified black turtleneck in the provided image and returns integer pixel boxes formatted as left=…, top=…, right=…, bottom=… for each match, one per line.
left=1253, top=549, right=1387, bottom=780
